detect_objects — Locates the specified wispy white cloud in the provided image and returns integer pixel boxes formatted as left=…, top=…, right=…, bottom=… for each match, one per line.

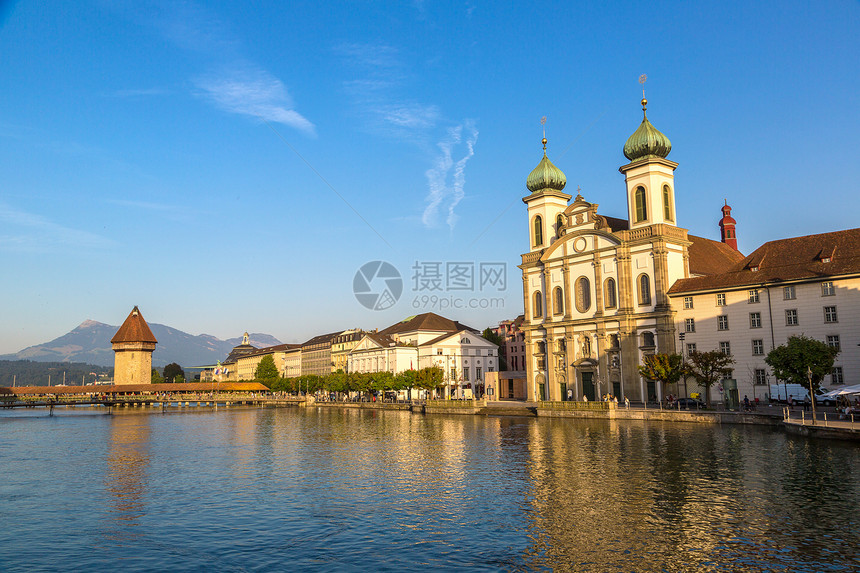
left=194, top=66, right=315, bottom=135
left=422, top=121, right=479, bottom=231
left=0, top=202, right=115, bottom=253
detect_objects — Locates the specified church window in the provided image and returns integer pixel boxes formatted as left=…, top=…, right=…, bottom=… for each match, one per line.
left=641, top=332, right=655, bottom=347
left=634, top=186, right=647, bottom=222
left=638, top=274, right=651, bottom=306
left=574, top=277, right=591, bottom=313
left=553, top=287, right=564, bottom=315
left=533, top=291, right=543, bottom=319
left=533, top=216, right=543, bottom=247
left=663, top=185, right=673, bottom=221
left=604, top=278, right=617, bottom=309
left=556, top=214, right=564, bottom=238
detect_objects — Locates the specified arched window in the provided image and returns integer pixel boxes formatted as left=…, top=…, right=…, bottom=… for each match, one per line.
left=553, top=287, right=564, bottom=315
left=556, top=214, right=564, bottom=238
left=641, top=331, right=655, bottom=347
left=662, top=185, right=673, bottom=221
left=634, top=186, right=647, bottom=222
left=533, top=216, right=543, bottom=247
left=574, top=277, right=591, bottom=313
left=533, top=291, right=543, bottom=319
left=604, top=277, right=617, bottom=309
left=638, top=274, right=652, bottom=306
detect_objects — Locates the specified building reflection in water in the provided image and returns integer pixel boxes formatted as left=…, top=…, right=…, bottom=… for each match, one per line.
left=105, top=412, right=151, bottom=538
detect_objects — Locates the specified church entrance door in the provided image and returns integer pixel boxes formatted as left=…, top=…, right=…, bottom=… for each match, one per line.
left=582, top=372, right=595, bottom=401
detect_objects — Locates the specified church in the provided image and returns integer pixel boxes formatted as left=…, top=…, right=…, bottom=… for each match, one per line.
left=519, top=96, right=744, bottom=403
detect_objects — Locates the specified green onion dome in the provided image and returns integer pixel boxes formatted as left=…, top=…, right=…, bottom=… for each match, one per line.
left=527, top=138, right=567, bottom=193
left=623, top=99, right=672, bottom=161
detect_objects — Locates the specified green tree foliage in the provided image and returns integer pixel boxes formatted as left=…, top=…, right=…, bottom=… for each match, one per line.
left=151, top=368, right=164, bottom=384
left=162, top=362, right=185, bottom=383
left=482, top=328, right=507, bottom=370
left=638, top=353, right=684, bottom=398
left=416, top=366, right=444, bottom=393
left=684, top=350, right=735, bottom=407
left=254, top=355, right=279, bottom=383
left=765, top=334, right=839, bottom=392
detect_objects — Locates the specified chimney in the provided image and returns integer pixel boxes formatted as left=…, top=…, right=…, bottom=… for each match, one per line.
left=719, top=201, right=738, bottom=251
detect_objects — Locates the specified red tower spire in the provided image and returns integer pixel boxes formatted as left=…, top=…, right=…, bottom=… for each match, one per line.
left=719, top=201, right=738, bottom=251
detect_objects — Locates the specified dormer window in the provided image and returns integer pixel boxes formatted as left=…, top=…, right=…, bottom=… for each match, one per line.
left=821, top=257, right=831, bottom=263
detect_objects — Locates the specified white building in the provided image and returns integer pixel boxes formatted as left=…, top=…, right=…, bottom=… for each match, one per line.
left=668, top=228, right=860, bottom=403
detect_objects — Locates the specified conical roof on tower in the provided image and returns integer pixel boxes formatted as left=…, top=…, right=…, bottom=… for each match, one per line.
left=110, top=306, right=157, bottom=344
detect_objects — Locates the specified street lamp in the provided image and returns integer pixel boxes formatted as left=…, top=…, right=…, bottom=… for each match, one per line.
left=808, top=365, right=817, bottom=426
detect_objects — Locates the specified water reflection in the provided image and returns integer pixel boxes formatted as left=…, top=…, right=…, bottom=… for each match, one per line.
left=105, top=413, right=150, bottom=537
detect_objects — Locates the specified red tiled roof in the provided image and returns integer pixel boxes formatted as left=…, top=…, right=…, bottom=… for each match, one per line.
left=110, top=306, right=157, bottom=344
left=687, top=235, right=746, bottom=276
left=669, top=228, right=860, bottom=294
left=379, top=312, right=475, bottom=336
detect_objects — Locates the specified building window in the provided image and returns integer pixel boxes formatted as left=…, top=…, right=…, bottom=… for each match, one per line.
left=684, top=296, right=693, bottom=309
left=533, top=291, right=543, bottom=319
left=716, top=293, right=726, bottom=306
left=575, top=277, right=591, bottom=313
left=638, top=274, right=651, bottom=306
left=824, top=306, right=838, bottom=323
left=533, top=216, right=543, bottom=247
left=604, top=278, right=617, bottom=309
left=663, top=184, right=673, bottom=221
left=827, top=335, right=841, bottom=352
left=684, top=318, right=695, bottom=333
left=556, top=214, right=564, bottom=238
left=783, top=285, right=796, bottom=300
left=832, top=367, right=844, bottom=385
left=634, top=186, right=647, bottom=222
left=476, top=366, right=482, bottom=381
left=553, top=287, right=564, bottom=315
left=719, top=341, right=732, bottom=356
left=686, top=343, right=697, bottom=354
left=752, top=339, right=764, bottom=356
left=748, top=289, right=760, bottom=303
left=821, top=281, right=835, bottom=296
left=750, top=312, right=762, bottom=329
left=755, top=369, right=767, bottom=385
left=785, top=309, right=798, bottom=326
left=718, top=316, right=729, bottom=331
left=641, top=332, right=655, bottom=347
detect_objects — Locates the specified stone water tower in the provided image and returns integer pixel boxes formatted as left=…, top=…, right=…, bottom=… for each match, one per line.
left=111, top=306, right=158, bottom=385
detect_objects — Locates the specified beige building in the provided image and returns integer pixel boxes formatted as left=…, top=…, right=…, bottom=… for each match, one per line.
left=111, top=306, right=158, bottom=385
left=283, top=346, right=302, bottom=378
left=301, top=331, right=342, bottom=376
left=520, top=98, right=742, bottom=403
left=236, top=343, right=300, bottom=380
left=669, top=228, right=860, bottom=403
left=331, top=329, right=366, bottom=373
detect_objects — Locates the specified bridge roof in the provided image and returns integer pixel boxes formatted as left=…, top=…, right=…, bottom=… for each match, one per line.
left=0, top=382, right=269, bottom=395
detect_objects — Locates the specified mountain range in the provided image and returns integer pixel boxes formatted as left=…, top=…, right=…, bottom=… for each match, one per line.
left=0, top=320, right=283, bottom=368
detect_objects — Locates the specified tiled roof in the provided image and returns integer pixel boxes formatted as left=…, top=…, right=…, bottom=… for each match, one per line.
left=603, top=216, right=629, bottom=232
left=243, top=343, right=301, bottom=358
left=669, top=228, right=860, bottom=294
left=379, top=312, right=476, bottom=335
left=420, top=329, right=496, bottom=347
left=110, top=306, right=157, bottom=344
left=301, top=331, right=343, bottom=348
left=687, top=235, right=746, bottom=276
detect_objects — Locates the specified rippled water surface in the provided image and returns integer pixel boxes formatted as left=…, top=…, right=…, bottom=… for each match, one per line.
left=2, top=406, right=859, bottom=572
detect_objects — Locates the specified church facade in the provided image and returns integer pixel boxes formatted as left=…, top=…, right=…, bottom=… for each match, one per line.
left=520, top=98, right=742, bottom=403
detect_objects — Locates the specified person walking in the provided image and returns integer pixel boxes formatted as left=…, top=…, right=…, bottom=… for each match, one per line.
left=624, top=396, right=630, bottom=409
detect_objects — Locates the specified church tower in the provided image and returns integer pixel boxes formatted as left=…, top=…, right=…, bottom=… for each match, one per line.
left=719, top=202, right=738, bottom=250
left=111, top=306, right=158, bottom=385
left=523, top=137, right=571, bottom=251
left=619, top=98, right=678, bottom=229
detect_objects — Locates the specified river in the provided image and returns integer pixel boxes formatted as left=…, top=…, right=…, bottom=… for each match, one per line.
left=1, top=406, right=858, bottom=571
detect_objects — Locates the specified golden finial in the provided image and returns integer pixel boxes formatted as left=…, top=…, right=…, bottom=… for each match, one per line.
left=541, top=116, right=547, bottom=152
left=639, top=74, right=648, bottom=117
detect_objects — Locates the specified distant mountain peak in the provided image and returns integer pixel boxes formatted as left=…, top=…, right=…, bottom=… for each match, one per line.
left=78, top=319, right=108, bottom=329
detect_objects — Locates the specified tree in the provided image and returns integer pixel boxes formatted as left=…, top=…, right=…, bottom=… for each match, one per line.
left=151, top=368, right=164, bottom=384
left=638, top=353, right=684, bottom=400
left=766, top=334, right=839, bottom=394
left=163, top=362, right=185, bottom=383
left=684, top=350, right=735, bottom=407
left=254, top=355, right=279, bottom=383
left=416, top=366, right=444, bottom=398
left=482, top=328, right=507, bottom=370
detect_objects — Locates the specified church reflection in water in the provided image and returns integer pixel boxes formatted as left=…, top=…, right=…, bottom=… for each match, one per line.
left=105, top=413, right=151, bottom=535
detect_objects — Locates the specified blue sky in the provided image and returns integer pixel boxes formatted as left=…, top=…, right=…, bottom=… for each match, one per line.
left=1, top=1, right=858, bottom=355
